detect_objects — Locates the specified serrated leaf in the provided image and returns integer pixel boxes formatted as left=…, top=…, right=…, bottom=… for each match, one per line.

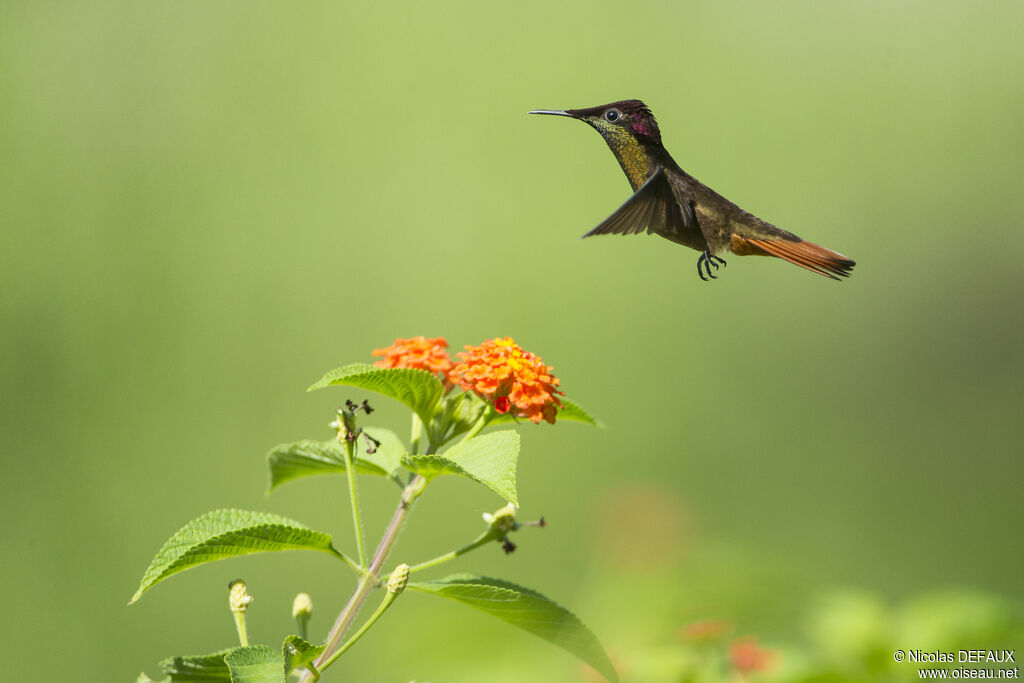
left=489, top=396, right=601, bottom=427
left=154, top=646, right=285, bottom=683
left=409, top=574, right=618, bottom=682
left=224, top=645, right=284, bottom=683
left=266, top=427, right=405, bottom=492
left=556, top=398, right=601, bottom=427
left=401, top=454, right=466, bottom=477
left=131, top=510, right=340, bottom=603
left=308, top=363, right=443, bottom=423
left=158, top=649, right=233, bottom=680
left=281, top=636, right=325, bottom=675
left=266, top=440, right=346, bottom=490
left=401, top=430, right=519, bottom=505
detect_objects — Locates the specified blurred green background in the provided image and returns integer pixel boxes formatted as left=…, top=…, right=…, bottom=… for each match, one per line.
left=2, top=1, right=1022, bottom=681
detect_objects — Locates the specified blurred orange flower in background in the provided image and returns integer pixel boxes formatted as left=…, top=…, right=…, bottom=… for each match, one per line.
left=450, top=337, right=563, bottom=424
left=729, top=636, right=779, bottom=675
left=372, top=336, right=453, bottom=383
left=678, top=618, right=732, bottom=644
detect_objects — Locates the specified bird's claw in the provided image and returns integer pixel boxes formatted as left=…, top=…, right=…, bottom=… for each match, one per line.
left=697, top=252, right=727, bottom=281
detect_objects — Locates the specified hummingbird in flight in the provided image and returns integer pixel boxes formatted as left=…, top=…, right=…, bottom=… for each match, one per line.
left=529, top=100, right=855, bottom=280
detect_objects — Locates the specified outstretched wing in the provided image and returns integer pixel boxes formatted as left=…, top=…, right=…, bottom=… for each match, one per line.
left=582, top=167, right=700, bottom=245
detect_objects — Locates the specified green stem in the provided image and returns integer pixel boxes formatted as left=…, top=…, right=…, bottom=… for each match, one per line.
left=301, top=475, right=429, bottom=682
left=402, top=530, right=495, bottom=576
left=342, top=438, right=367, bottom=568
left=409, top=414, right=423, bottom=455
left=313, top=573, right=374, bottom=674
left=318, top=587, right=401, bottom=671
left=330, top=548, right=365, bottom=577
left=232, top=611, right=248, bottom=647
left=459, top=406, right=494, bottom=444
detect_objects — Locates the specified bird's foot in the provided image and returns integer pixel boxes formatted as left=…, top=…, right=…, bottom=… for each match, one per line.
left=696, top=251, right=727, bottom=281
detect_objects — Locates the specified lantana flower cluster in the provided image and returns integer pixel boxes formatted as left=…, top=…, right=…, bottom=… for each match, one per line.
left=371, top=336, right=453, bottom=381
left=372, top=336, right=563, bottom=424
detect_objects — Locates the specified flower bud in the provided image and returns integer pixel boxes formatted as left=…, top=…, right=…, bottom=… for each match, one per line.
left=387, top=564, right=410, bottom=595
left=228, top=579, right=253, bottom=613
left=482, top=503, right=519, bottom=536
left=292, top=592, right=313, bottom=620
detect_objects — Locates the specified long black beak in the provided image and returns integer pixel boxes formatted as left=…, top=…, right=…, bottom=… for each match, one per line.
left=527, top=109, right=573, bottom=117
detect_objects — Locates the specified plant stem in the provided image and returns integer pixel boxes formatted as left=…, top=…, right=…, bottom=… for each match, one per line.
left=459, top=407, right=494, bottom=444
left=401, top=531, right=495, bottom=576
left=368, top=474, right=425, bottom=577
left=318, top=586, right=400, bottom=671
left=303, top=406, right=493, bottom=680
left=342, top=438, right=367, bottom=568
left=301, top=474, right=428, bottom=682
left=232, top=611, right=248, bottom=647
left=409, top=414, right=423, bottom=455
left=330, top=547, right=365, bottom=577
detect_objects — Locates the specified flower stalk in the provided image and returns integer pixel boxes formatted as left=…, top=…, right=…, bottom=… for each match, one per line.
left=341, top=437, right=367, bottom=568
left=403, top=530, right=494, bottom=576
left=409, top=413, right=424, bottom=455
left=318, top=564, right=409, bottom=671
left=459, top=406, right=494, bottom=444
left=228, top=580, right=253, bottom=647
left=303, top=475, right=428, bottom=681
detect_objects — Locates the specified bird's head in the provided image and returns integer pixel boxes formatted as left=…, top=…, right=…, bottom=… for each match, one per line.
left=530, top=99, right=661, bottom=189
left=529, top=99, right=662, bottom=148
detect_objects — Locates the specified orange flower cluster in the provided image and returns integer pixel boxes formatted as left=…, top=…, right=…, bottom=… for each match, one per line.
left=372, top=337, right=453, bottom=381
left=450, top=337, right=563, bottom=424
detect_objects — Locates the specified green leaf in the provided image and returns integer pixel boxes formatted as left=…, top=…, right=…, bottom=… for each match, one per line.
left=266, top=427, right=405, bottom=492
left=359, top=427, right=405, bottom=478
left=152, top=646, right=286, bottom=682
left=266, top=440, right=346, bottom=490
left=557, top=398, right=601, bottom=427
left=130, top=509, right=339, bottom=604
left=224, top=645, right=284, bottom=683
left=308, top=363, right=443, bottom=423
left=488, top=396, right=601, bottom=427
left=158, top=649, right=233, bottom=680
left=409, top=574, right=618, bottom=682
left=281, top=636, right=325, bottom=675
left=401, top=430, right=519, bottom=505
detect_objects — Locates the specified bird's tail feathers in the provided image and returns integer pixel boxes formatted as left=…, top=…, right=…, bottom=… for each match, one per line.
left=730, top=235, right=855, bottom=280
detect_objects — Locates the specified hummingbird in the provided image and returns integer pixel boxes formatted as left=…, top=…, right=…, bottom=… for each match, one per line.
left=529, top=100, right=855, bottom=280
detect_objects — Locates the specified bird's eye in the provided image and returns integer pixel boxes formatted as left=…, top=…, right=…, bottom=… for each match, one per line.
left=604, top=109, right=620, bottom=122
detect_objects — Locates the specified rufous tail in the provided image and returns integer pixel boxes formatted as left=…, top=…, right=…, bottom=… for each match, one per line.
left=730, top=235, right=855, bottom=280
